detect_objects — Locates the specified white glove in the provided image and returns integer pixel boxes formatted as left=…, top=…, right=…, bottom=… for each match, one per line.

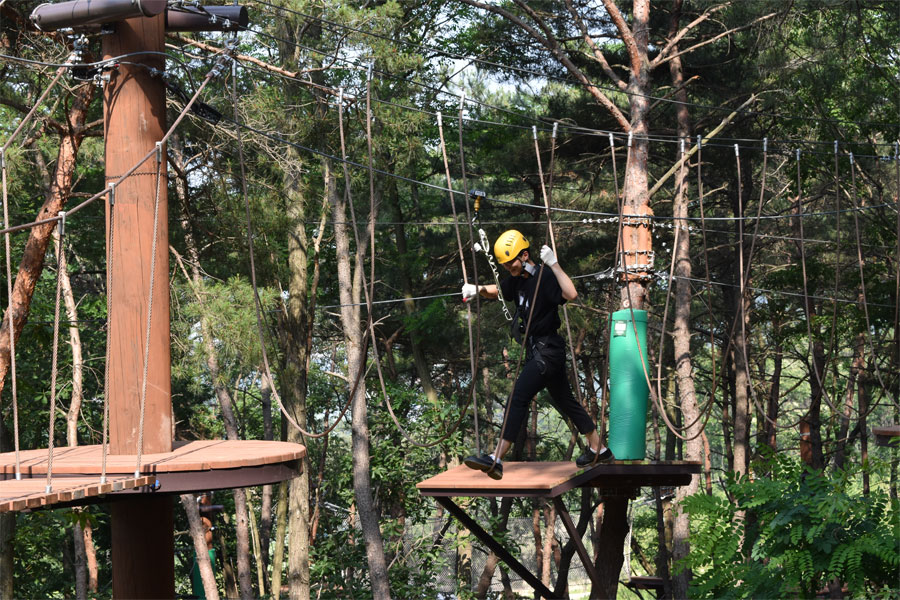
left=461, top=283, right=478, bottom=302
left=540, top=245, right=557, bottom=267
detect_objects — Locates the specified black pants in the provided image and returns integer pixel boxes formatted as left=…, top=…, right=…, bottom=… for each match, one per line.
left=501, top=334, right=596, bottom=442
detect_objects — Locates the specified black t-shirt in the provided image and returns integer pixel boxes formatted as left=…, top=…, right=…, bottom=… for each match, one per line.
left=500, top=265, right=565, bottom=340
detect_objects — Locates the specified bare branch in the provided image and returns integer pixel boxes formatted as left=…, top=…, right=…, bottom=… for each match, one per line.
left=565, top=0, right=627, bottom=91
left=648, top=94, right=758, bottom=197
left=166, top=34, right=342, bottom=99
left=652, top=11, right=782, bottom=70
left=650, top=1, right=731, bottom=69
left=457, top=0, right=630, bottom=130
left=599, top=0, right=640, bottom=74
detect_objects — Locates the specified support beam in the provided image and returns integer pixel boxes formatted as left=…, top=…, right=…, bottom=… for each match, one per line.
left=552, top=496, right=601, bottom=590
left=102, top=12, right=173, bottom=598
left=435, top=496, right=554, bottom=599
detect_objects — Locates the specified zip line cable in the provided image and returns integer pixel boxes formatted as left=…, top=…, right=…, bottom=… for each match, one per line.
left=208, top=96, right=896, bottom=231
left=223, top=16, right=899, bottom=157
left=4, top=35, right=897, bottom=458
left=233, top=49, right=897, bottom=160
left=251, top=0, right=900, bottom=132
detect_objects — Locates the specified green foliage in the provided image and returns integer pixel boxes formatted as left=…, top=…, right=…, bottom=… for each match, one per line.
left=681, top=452, right=899, bottom=598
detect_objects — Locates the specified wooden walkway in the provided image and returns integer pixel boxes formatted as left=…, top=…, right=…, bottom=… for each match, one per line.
left=0, top=475, right=153, bottom=513
left=0, top=440, right=306, bottom=512
left=417, top=460, right=701, bottom=599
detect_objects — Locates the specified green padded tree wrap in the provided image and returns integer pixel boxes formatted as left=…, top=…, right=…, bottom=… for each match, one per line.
left=608, top=309, right=650, bottom=460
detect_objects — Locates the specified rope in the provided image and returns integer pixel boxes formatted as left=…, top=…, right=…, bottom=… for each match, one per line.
left=0, top=65, right=67, bottom=481
left=229, top=64, right=353, bottom=439
left=895, top=142, right=900, bottom=408
left=437, top=108, right=482, bottom=449
left=652, top=140, right=716, bottom=440
left=329, top=82, right=468, bottom=449
left=101, top=185, right=114, bottom=483
left=794, top=150, right=842, bottom=415
left=848, top=154, right=895, bottom=402
left=456, top=97, right=483, bottom=453
left=1, top=66, right=67, bottom=155
left=2, top=149, right=21, bottom=479
left=45, top=212, right=66, bottom=493
left=135, top=145, right=165, bottom=477
left=532, top=125, right=586, bottom=412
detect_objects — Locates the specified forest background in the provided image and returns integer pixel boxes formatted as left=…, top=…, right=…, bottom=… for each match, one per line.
left=0, top=0, right=898, bottom=598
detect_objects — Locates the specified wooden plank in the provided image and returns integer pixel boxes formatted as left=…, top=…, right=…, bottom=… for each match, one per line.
left=417, top=461, right=702, bottom=498
left=873, top=425, right=900, bottom=447
left=0, top=440, right=306, bottom=476
left=0, top=475, right=153, bottom=513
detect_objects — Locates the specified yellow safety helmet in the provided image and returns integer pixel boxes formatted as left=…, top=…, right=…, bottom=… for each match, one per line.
left=494, top=229, right=529, bottom=264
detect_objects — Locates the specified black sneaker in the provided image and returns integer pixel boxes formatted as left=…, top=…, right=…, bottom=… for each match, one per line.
left=575, top=446, right=614, bottom=468
left=464, top=453, right=503, bottom=480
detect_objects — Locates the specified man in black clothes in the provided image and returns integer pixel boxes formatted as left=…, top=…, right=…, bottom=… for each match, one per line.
left=460, top=229, right=612, bottom=480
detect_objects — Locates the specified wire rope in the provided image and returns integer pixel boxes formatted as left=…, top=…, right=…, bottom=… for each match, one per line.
left=134, top=146, right=164, bottom=478
left=848, top=154, right=896, bottom=404
left=348, top=83, right=470, bottom=449
left=456, top=96, right=483, bottom=453
left=250, top=0, right=900, bottom=132
left=1, top=148, right=21, bottom=480
left=101, top=184, right=114, bottom=483
left=1, top=63, right=67, bottom=479
left=45, top=212, right=65, bottom=493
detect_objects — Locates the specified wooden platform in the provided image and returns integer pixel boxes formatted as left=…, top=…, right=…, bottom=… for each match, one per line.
left=417, top=460, right=701, bottom=498
left=0, top=440, right=306, bottom=511
left=417, top=460, right=701, bottom=599
left=0, top=475, right=153, bottom=513
left=873, top=425, right=900, bottom=447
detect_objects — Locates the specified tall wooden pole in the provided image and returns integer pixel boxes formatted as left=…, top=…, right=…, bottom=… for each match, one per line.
left=102, top=12, right=174, bottom=598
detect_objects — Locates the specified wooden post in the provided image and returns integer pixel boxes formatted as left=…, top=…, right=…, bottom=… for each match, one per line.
left=102, top=12, right=174, bottom=598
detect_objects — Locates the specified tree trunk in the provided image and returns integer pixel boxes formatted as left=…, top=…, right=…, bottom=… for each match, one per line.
left=0, top=80, right=94, bottom=397
left=278, top=152, right=312, bottom=600
left=389, top=182, right=438, bottom=404
left=181, top=494, right=220, bottom=600
left=270, top=481, right=290, bottom=598
left=0, top=78, right=94, bottom=600
left=329, top=156, right=391, bottom=598
left=665, top=3, right=702, bottom=593
left=170, top=136, right=254, bottom=599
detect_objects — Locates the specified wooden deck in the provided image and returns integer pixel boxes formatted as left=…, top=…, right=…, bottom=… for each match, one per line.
left=417, top=460, right=701, bottom=498
left=0, top=440, right=306, bottom=511
left=873, top=425, right=900, bottom=447
left=417, top=459, right=701, bottom=599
